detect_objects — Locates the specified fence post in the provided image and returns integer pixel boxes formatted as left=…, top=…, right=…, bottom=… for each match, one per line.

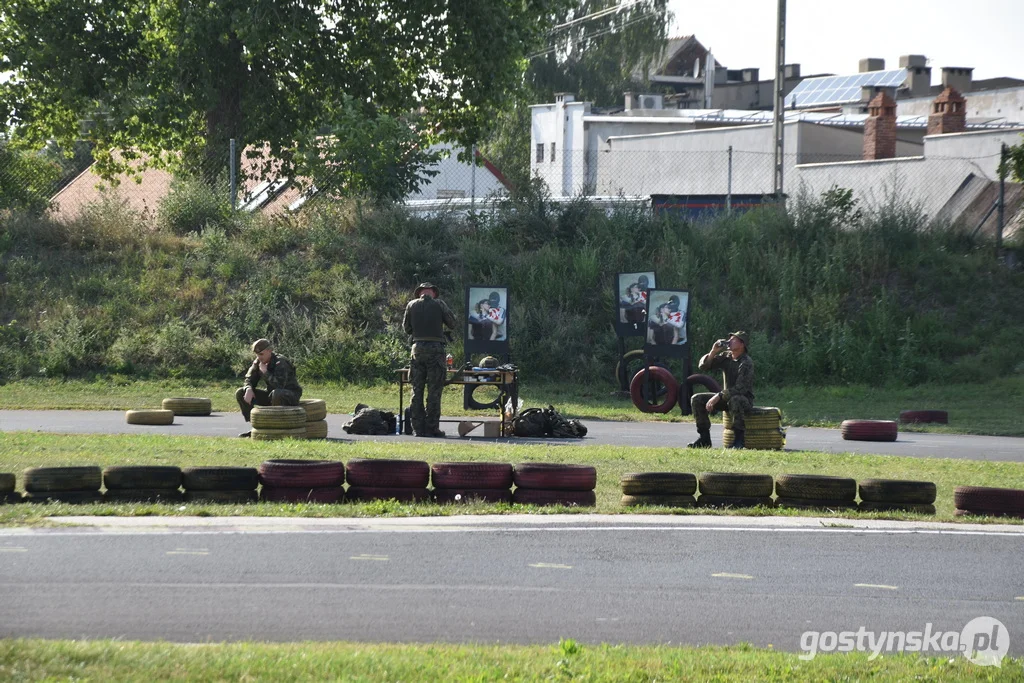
left=726, top=146, right=733, bottom=214
left=997, top=142, right=1007, bottom=257
left=470, top=144, right=477, bottom=213
left=229, top=139, right=238, bottom=210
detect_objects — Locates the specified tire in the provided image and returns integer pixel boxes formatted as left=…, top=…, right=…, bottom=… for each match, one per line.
left=257, top=460, right=345, bottom=488
left=723, top=406, right=782, bottom=430
left=840, top=419, right=898, bottom=442
left=512, top=488, right=596, bottom=507
left=629, top=366, right=678, bottom=413
left=859, top=501, right=936, bottom=515
left=125, top=409, right=174, bottom=426
left=260, top=486, right=343, bottom=504
left=696, top=495, right=774, bottom=509
left=464, top=383, right=503, bottom=410
left=775, top=474, right=857, bottom=502
left=775, top=497, right=857, bottom=511
left=345, top=459, right=430, bottom=488
left=23, top=466, right=102, bottom=493
left=616, top=350, right=671, bottom=397
left=620, top=472, right=697, bottom=496
left=433, top=488, right=513, bottom=504
left=898, top=409, right=948, bottom=425
left=345, top=486, right=430, bottom=503
left=620, top=494, right=696, bottom=508
left=953, top=486, right=1024, bottom=516
left=181, top=467, right=259, bottom=491
left=955, top=508, right=1024, bottom=520
left=512, top=463, right=597, bottom=491
left=305, top=420, right=329, bottom=439
left=103, top=466, right=182, bottom=491
left=161, top=397, right=212, bottom=416
left=251, top=427, right=309, bottom=441
left=431, top=462, right=514, bottom=489
left=722, top=428, right=785, bottom=450
left=858, top=479, right=936, bottom=504
left=0, top=473, right=15, bottom=493
left=104, top=489, right=184, bottom=503
left=250, top=406, right=307, bottom=430
left=1, top=492, right=25, bottom=504
left=698, top=472, right=774, bottom=497
left=299, top=398, right=328, bottom=422
left=183, top=489, right=258, bottom=504
left=678, top=373, right=723, bottom=415
left=25, top=490, right=104, bottom=504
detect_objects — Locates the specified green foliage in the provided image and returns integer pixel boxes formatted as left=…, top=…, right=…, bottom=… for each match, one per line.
left=158, top=177, right=235, bottom=236
left=1006, top=134, right=1024, bottom=182
left=0, top=142, right=63, bottom=213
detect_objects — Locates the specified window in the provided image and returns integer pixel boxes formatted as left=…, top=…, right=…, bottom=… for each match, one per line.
left=536, top=143, right=544, bottom=163
left=550, top=142, right=556, bottom=162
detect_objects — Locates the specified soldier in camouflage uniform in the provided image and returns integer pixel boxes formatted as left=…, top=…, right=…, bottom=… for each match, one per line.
left=689, top=331, right=754, bottom=449
left=235, top=338, right=303, bottom=437
left=402, top=282, right=457, bottom=437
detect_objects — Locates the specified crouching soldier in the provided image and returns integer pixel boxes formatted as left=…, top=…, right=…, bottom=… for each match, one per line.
left=688, top=331, right=754, bottom=449
left=235, top=338, right=303, bottom=437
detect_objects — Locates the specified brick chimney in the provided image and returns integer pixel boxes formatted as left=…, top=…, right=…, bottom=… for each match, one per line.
left=863, top=91, right=897, bottom=160
left=927, top=87, right=966, bottom=135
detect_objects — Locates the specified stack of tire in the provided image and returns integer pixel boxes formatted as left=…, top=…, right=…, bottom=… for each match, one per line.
left=125, top=409, right=174, bottom=426
left=22, top=466, right=103, bottom=504
left=840, top=420, right=898, bottom=442
left=697, top=472, right=774, bottom=508
left=345, top=459, right=430, bottom=503
left=182, top=466, right=259, bottom=504
left=300, top=399, right=329, bottom=439
left=723, top=407, right=784, bottom=450
left=431, top=462, right=513, bottom=504
left=161, top=397, right=213, bottom=417
left=512, top=463, right=596, bottom=507
left=774, top=474, right=857, bottom=511
left=954, top=486, right=1024, bottom=519
left=1, top=473, right=23, bottom=504
left=858, top=479, right=936, bottom=514
left=258, top=459, right=345, bottom=503
left=103, top=466, right=183, bottom=503
left=620, top=472, right=697, bottom=508
left=250, top=405, right=308, bottom=441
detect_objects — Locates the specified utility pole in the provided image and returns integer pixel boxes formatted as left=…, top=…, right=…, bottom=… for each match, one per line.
left=772, top=0, right=786, bottom=199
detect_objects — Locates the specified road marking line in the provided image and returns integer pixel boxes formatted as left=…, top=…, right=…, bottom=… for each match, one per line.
left=529, top=563, right=572, bottom=569
left=350, top=554, right=389, bottom=561
left=1015, top=597, right=1024, bottom=601
left=0, top=547, right=27, bottom=552
left=712, top=572, right=754, bottom=580
left=854, top=583, right=898, bottom=590
left=166, top=549, right=209, bottom=556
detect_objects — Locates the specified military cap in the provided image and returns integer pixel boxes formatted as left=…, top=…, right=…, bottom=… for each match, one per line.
left=727, top=330, right=749, bottom=348
left=414, top=282, right=439, bottom=297
left=251, top=338, right=272, bottom=353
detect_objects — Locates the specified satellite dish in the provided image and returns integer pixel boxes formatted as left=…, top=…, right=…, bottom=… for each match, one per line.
left=692, top=59, right=700, bottom=78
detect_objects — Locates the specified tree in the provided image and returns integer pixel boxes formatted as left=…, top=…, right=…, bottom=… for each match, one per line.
left=0, top=141, right=63, bottom=213
left=1006, top=136, right=1024, bottom=183
left=0, top=0, right=570, bottom=181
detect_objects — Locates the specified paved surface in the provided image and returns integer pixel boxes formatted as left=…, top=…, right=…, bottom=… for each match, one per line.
left=1, top=515, right=1022, bottom=651
left=2, top=409, right=1023, bottom=461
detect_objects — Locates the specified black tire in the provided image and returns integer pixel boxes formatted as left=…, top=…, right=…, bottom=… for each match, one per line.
left=620, top=472, right=697, bottom=496
left=678, top=374, right=723, bottom=416
left=858, top=479, right=936, bottom=504
left=345, top=459, right=430, bottom=488
left=775, top=497, right=857, bottom=511
left=621, top=494, right=696, bottom=508
left=181, top=467, right=259, bottom=491
left=953, top=486, right=1024, bottom=516
left=859, top=501, right=936, bottom=515
left=25, top=490, right=104, bottom=504
left=257, top=460, right=345, bottom=488
left=629, top=366, right=678, bottom=413
left=345, top=487, right=430, bottom=503
left=433, top=488, right=513, bottom=504
left=183, top=489, right=258, bottom=504
left=0, top=473, right=15, bottom=493
left=696, top=495, right=774, bottom=509
left=431, top=462, right=514, bottom=489
left=617, top=351, right=670, bottom=397
left=23, top=466, right=102, bottom=493
left=1, top=492, right=25, bottom=504
left=698, top=472, right=774, bottom=497
left=161, top=397, right=213, bottom=416
left=841, top=420, right=898, bottom=442
left=103, top=466, right=183, bottom=491
left=104, top=489, right=184, bottom=503
left=512, top=488, right=596, bottom=507
left=260, top=486, right=344, bottom=504
left=513, top=463, right=597, bottom=491
left=775, top=474, right=857, bottom=502
left=464, top=383, right=503, bottom=410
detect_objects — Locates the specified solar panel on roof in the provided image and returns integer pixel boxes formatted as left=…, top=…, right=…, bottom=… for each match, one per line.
left=785, top=68, right=907, bottom=108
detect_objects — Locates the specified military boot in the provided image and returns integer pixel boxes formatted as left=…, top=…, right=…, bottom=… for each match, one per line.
left=727, top=429, right=745, bottom=449
left=688, top=429, right=712, bottom=448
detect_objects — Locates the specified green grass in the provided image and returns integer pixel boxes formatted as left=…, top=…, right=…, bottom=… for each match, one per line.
left=2, top=375, right=1023, bottom=435
left=0, top=639, right=1020, bottom=681
left=2, top=431, right=1022, bottom=526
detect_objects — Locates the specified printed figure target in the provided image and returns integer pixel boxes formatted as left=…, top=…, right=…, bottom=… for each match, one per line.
left=643, top=288, right=690, bottom=358
left=465, top=286, right=509, bottom=356
left=614, top=271, right=656, bottom=337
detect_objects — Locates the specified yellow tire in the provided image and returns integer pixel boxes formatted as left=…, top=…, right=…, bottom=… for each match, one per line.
left=723, top=406, right=782, bottom=430
left=251, top=427, right=309, bottom=441
left=305, top=420, right=329, bottom=439
left=251, top=406, right=307, bottom=430
left=299, top=399, right=327, bottom=422
left=161, top=397, right=213, bottom=416
left=722, top=427, right=785, bottom=450
left=125, top=409, right=174, bottom=426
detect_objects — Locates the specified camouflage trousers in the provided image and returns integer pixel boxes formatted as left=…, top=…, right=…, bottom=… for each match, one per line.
left=690, top=392, right=753, bottom=431
left=234, top=387, right=301, bottom=422
left=409, top=341, right=446, bottom=434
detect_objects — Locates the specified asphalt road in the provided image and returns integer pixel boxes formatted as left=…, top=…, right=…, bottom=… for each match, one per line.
left=2, top=409, right=1023, bottom=461
left=2, top=516, right=1022, bottom=653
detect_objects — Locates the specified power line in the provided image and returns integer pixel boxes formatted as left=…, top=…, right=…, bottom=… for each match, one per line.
left=549, top=0, right=646, bottom=32
left=529, top=11, right=662, bottom=60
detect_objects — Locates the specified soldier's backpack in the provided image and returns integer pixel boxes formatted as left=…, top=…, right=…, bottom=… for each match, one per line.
left=512, top=407, right=548, bottom=438
left=343, top=405, right=397, bottom=435
left=544, top=405, right=588, bottom=438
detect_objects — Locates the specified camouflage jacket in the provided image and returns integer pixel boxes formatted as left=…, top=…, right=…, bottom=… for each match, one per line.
left=698, top=351, right=754, bottom=403
left=402, top=296, right=456, bottom=342
left=244, top=353, right=303, bottom=396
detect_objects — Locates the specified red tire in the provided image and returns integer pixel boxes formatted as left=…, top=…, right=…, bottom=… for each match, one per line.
left=629, top=366, right=678, bottom=414
left=512, top=463, right=597, bottom=491
left=899, top=410, right=948, bottom=424
left=953, top=486, right=1024, bottom=516
left=840, top=419, right=898, bottom=442
left=260, top=486, right=343, bottom=504
left=433, top=488, right=512, bottom=504
left=431, top=462, right=514, bottom=489
left=345, top=459, right=429, bottom=488
left=512, top=488, right=596, bottom=507
left=257, top=460, right=345, bottom=488
left=345, top=486, right=430, bottom=503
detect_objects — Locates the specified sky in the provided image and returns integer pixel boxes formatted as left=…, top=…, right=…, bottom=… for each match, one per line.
left=667, top=0, right=1024, bottom=83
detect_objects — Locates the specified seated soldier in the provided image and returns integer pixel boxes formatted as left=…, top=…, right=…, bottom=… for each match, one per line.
left=235, top=338, right=303, bottom=437
left=688, top=331, right=754, bottom=449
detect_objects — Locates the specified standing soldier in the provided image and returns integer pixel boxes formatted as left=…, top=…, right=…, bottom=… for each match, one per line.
left=402, top=282, right=457, bottom=437
left=688, top=331, right=754, bottom=449
left=235, top=338, right=303, bottom=437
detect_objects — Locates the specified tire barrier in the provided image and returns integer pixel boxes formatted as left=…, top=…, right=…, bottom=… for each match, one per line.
left=722, top=428, right=785, bottom=450
left=698, top=472, right=774, bottom=498
left=346, top=486, right=430, bottom=503
left=182, top=467, right=259, bottom=491
left=859, top=501, right=936, bottom=514
left=620, top=472, right=697, bottom=496
left=25, top=491, right=104, bottom=504
left=125, top=409, right=174, bottom=426
left=104, top=489, right=184, bottom=503
left=629, top=366, right=678, bottom=414
left=251, top=427, right=308, bottom=441
left=433, top=488, right=513, bottom=504
left=305, top=420, right=329, bottom=440
left=257, top=460, right=345, bottom=488
left=299, top=398, right=328, bottom=423
left=24, top=466, right=102, bottom=493
left=184, top=489, right=259, bottom=504
left=858, top=479, right=936, bottom=504
left=620, top=493, right=696, bottom=508
left=260, top=486, right=344, bottom=504
left=696, top=495, right=774, bottom=509
left=953, top=486, right=1024, bottom=519
left=345, top=459, right=430, bottom=489
left=840, top=419, right=898, bottom=442
left=615, top=349, right=646, bottom=392
left=722, top=406, right=782, bottom=431
left=1, top=492, right=24, bottom=504
left=775, top=474, right=857, bottom=503
left=161, top=397, right=212, bottom=416
left=512, top=488, right=596, bottom=507
left=775, top=497, right=857, bottom=511
left=513, top=463, right=597, bottom=491
left=250, top=405, right=307, bottom=430
left=899, top=409, right=948, bottom=425
left=103, top=466, right=182, bottom=491
left=0, top=473, right=15, bottom=493
left=431, top=462, right=514, bottom=490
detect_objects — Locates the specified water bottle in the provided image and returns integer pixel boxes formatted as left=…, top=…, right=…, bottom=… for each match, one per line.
left=446, top=353, right=454, bottom=370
